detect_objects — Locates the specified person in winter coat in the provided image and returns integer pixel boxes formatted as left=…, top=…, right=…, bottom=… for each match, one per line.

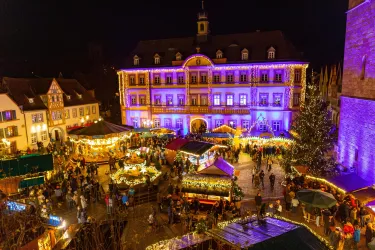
left=365, top=223, right=374, bottom=246
left=353, top=225, right=360, bottom=249
left=80, top=195, right=87, bottom=210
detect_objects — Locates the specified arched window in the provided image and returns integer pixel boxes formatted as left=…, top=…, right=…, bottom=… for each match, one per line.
left=241, top=49, right=248, bottom=61
left=267, top=47, right=276, bottom=59
left=154, top=54, right=160, bottom=65
left=175, top=52, right=182, bottom=61
left=200, top=23, right=205, bottom=32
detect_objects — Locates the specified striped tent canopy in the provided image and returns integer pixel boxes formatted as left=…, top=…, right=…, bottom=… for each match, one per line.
left=68, top=120, right=132, bottom=138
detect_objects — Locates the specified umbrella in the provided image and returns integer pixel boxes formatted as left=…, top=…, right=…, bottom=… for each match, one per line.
left=296, top=189, right=337, bottom=209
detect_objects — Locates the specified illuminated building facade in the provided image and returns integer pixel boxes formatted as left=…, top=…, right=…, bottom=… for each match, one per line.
left=118, top=5, right=308, bottom=135
left=338, top=0, right=375, bottom=182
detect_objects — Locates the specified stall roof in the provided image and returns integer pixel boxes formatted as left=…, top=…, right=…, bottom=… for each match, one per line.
left=68, top=120, right=132, bottom=137
left=327, top=173, right=373, bottom=192
left=198, top=157, right=234, bottom=176
left=133, top=128, right=150, bottom=133
left=165, top=138, right=189, bottom=151
left=212, top=125, right=237, bottom=134
left=179, top=141, right=215, bottom=156
left=207, top=217, right=330, bottom=250
left=202, top=133, right=232, bottom=138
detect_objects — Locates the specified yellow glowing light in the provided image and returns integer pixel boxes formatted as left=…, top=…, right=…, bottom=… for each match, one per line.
left=31, top=126, right=36, bottom=133
left=36, top=125, right=41, bottom=132
left=42, top=124, right=47, bottom=131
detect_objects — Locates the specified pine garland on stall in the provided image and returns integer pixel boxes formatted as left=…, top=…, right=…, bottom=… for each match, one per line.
left=290, top=84, right=337, bottom=176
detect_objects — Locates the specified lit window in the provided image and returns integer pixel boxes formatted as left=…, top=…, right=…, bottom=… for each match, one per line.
left=226, top=95, right=234, bottom=106
left=164, top=118, right=171, bottom=128
left=154, top=119, right=160, bottom=128
left=275, top=73, right=282, bottom=82
left=240, top=94, right=247, bottom=106
left=154, top=95, right=161, bottom=105
left=178, top=95, right=185, bottom=106
left=130, top=75, right=135, bottom=85
left=133, top=55, right=139, bottom=66
left=31, top=133, right=37, bottom=144
left=92, top=105, right=96, bottom=114
left=213, top=95, right=221, bottom=106
left=293, top=93, right=300, bottom=106
left=176, top=52, right=182, bottom=61
left=241, top=49, right=248, bottom=60
left=178, top=75, right=184, bottom=84
left=191, top=75, right=197, bottom=84
left=216, top=50, right=223, bottom=59
left=65, top=110, right=70, bottom=119
left=228, top=120, right=236, bottom=129
left=154, top=75, right=160, bottom=84
left=273, top=94, right=282, bottom=106
left=227, top=73, right=233, bottom=83
left=261, top=73, right=269, bottom=82
left=154, top=54, right=160, bottom=65
left=213, top=74, right=220, bottom=83
left=240, top=73, right=247, bottom=82
left=72, top=108, right=77, bottom=118
left=191, top=95, right=198, bottom=106
left=267, top=47, right=276, bottom=59
left=139, top=76, right=145, bottom=85
left=29, top=98, right=34, bottom=103
left=272, top=121, right=281, bottom=131
left=41, top=131, right=48, bottom=141
left=31, top=113, right=43, bottom=123
left=294, top=69, right=302, bottom=83
left=176, top=118, right=183, bottom=129
left=242, top=120, right=250, bottom=129
left=200, top=95, right=208, bottom=106
left=66, top=95, right=71, bottom=100
left=166, top=95, right=173, bottom=106
left=79, top=108, right=84, bottom=117
left=139, top=95, right=146, bottom=105
left=166, top=75, right=172, bottom=84
left=130, top=95, right=137, bottom=105
left=200, top=74, right=207, bottom=83
left=259, top=93, right=269, bottom=106
left=215, top=119, right=224, bottom=128
left=52, top=111, right=62, bottom=120
left=259, top=122, right=267, bottom=131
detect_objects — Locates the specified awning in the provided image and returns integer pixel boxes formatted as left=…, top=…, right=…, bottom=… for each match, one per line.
left=165, top=138, right=189, bottom=151
left=198, top=157, right=234, bottom=176
left=202, top=133, right=232, bottom=138
left=327, top=173, right=373, bottom=192
left=179, top=141, right=215, bottom=156
left=133, top=128, right=150, bottom=133
left=19, top=176, right=44, bottom=188
left=0, top=154, right=53, bottom=178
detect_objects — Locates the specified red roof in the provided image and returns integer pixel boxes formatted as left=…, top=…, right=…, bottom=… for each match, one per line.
left=165, top=138, right=189, bottom=151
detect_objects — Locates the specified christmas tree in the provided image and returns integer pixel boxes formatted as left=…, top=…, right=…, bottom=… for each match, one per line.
left=290, top=85, right=337, bottom=176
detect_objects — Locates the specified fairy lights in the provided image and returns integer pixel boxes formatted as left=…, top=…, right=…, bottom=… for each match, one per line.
left=182, top=174, right=232, bottom=192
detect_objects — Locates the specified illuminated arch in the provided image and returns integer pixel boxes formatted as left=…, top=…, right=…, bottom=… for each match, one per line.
left=248, top=114, right=274, bottom=136
left=190, top=117, right=209, bottom=133
left=182, top=54, right=214, bottom=68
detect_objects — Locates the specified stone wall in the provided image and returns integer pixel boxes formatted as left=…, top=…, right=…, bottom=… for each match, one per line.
left=342, top=0, right=375, bottom=99
left=338, top=97, right=375, bottom=182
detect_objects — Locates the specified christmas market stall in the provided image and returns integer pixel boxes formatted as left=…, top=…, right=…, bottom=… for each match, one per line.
left=179, top=141, right=216, bottom=167
left=68, top=120, right=132, bottom=163
left=165, top=138, right=189, bottom=165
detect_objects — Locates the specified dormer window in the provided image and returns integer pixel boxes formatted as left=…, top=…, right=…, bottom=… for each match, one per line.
left=133, top=55, right=139, bottom=66
left=28, top=98, right=34, bottom=104
left=175, top=52, right=182, bottom=61
left=241, top=49, right=248, bottom=61
left=267, top=47, right=276, bottom=59
left=77, top=94, right=82, bottom=99
left=66, top=95, right=71, bottom=100
left=154, top=54, right=160, bottom=65
left=216, top=50, right=223, bottom=59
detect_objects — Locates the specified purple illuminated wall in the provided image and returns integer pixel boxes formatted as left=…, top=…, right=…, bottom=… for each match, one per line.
left=338, top=0, right=375, bottom=182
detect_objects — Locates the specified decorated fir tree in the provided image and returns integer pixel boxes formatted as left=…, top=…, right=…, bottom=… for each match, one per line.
left=290, top=85, right=337, bottom=176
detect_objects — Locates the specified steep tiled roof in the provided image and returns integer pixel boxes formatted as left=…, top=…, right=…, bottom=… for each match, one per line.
left=3, top=77, right=98, bottom=111
left=123, top=30, right=302, bottom=67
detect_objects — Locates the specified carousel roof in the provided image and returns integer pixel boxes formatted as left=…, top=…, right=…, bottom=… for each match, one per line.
left=202, top=132, right=232, bottom=138
left=68, top=120, right=132, bottom=137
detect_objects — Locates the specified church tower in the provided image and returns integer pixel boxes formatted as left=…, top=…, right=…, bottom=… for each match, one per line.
left=338, top=0, right=375, bottom=182
left=196, top=1, right=209, bottom=43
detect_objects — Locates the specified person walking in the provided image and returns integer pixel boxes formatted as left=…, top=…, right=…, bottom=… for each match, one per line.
left=259, top=170, right=265, bottom=188
left=252, top=167, right=256, bottom=184
left=353, top=225, right=360, bottom=250
left=267, top=158, right=273, bottom=172
left=269, top=173, right=275, bottom=190
left=255, top=192, right=262, bottom=215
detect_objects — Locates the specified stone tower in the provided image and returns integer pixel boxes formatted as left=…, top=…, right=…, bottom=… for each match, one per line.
left=196, top=0, right=209, bottom=43
left=338, top=0, right=375, bottom=181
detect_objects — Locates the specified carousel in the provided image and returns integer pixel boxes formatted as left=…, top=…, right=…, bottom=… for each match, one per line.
left=68, top=119, right=132, bottom=163
left=110, top=149, right=162, bottom=187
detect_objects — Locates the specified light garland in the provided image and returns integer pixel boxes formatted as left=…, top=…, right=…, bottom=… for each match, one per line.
left=182, top=174, right=232, bottom=192
left=212, top=124, right=236, bottom=133
left=145, top=233, right=209, bottom=250
left=304, top=174, right=346, bottom=195
left=241, top=136, right=294, bottom=144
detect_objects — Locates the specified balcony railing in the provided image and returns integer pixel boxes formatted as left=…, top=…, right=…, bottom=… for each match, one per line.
left=151, top=105, right=250, bottom=114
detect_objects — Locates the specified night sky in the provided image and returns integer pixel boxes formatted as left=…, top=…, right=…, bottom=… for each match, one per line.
left=0, top=0, right=348, bottom=80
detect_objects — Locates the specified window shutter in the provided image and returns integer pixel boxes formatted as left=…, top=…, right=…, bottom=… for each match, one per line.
left=11, top=110, right=16, bottom=120
left=2, top=111, right=6, bottom=121
left=0, top=112, right=3, bottom=122
left=4, top=128, right=8, bottom=138
left=14, top=126, right=18, bottom=136
left=0, top=129, right=4, bottom=138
